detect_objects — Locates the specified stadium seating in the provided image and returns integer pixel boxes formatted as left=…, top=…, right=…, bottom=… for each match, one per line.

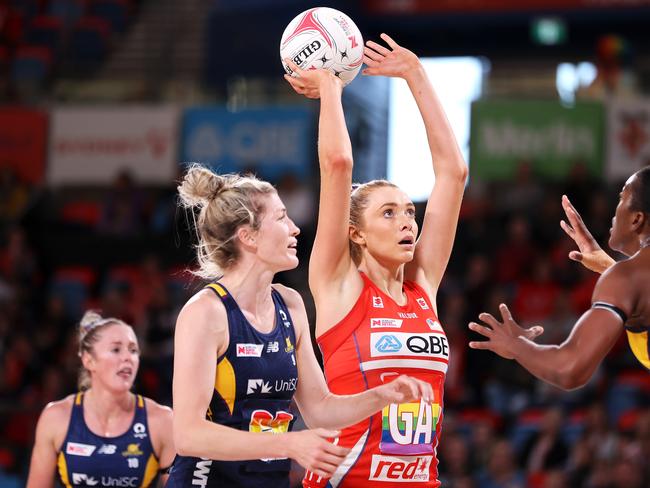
left=25, top=15, right=64, bottom=55
left=11, top=45, right=53, bottom=97
left=48, top=0, right=86, bottom=28
left=68, top=16, right=111, bottom=72
left=89, top=0, right=130, bottom=34
left=49, top=266, right=96, bottom=318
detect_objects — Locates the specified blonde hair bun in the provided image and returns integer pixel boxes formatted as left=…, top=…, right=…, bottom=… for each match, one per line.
left=177, top=164, right=276, bottom=279
left=79, top=310, right=104, bottom=337
left=178, top=164, right=227, bottom=208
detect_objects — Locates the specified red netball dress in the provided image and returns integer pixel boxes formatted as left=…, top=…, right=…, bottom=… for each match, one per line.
left=303, top=272, right=449, bottom=487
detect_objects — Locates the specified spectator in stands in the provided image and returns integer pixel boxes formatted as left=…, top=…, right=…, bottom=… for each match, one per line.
left=562, top=160, right=600, bottom=218
left=0, top=227, right=38, bottom=287
left=470, top=419, right=498, bottom=470
left=98, top=169, right=146, bottom=236
left=611, top=457, right=647, bottom=488
left=519, top=407, right=569, bottom=474
left=578, top=34, right=639, bottom=99
left=494, top=160, right=544, bottom=216
left=475, top=439, right=526, bottom=488
left=541, top=470, right=568, bottom=488
left=539, top=294, right=579, bottom=346
left=513, top=258, right=561, bottom=324
left=494, top=215, right=538, bottom=284
left=440, top=291, right=471, bottom=405
left=439, top=432, right=473, bottom=486
left=0, top=168, right=30, bottom=226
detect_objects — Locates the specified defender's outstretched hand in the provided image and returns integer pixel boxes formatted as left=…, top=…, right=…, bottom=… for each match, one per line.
left=283, top=59, right=341, bottom=99
left=362, top=33, right=420, bottom=79
left=469, top=304, right=544, bottom=360
left=560, top=195, right=615, bottom=274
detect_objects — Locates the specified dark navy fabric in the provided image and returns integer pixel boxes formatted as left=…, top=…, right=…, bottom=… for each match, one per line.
left=167, top=283, right=299, bottom=488
left=56, top=393, right=159, bottom=487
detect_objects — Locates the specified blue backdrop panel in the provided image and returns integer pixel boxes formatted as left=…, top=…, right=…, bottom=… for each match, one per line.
left=181, top=106, right=312, bottom=182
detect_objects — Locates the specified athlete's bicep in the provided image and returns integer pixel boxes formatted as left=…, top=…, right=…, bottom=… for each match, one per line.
left=148, top=402, right=175, bottom=476
left=293, top=312, right=330, bottom=427
left=309, top=166, right=356, bottom=291
left=172, top=293, right=225, bottom=441
left=590, top=263, right=635, bottom=319
left=557, top=308, right=623, bottom=385
left=26, top=404, right=63, bottom=488
left=311, top=79, right=355, bottom=289
left=406, top=173, right=465, bottom=292
left=276, top=286, right=329, bottom=427
left=557, top=266, right=633, bottom=380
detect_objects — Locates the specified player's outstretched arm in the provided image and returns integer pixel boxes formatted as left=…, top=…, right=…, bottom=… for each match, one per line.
left=364, top=34, right=468, bottom=300
left=284, top=60, right=364, bottom=332
left=561, top=195, right=616, bottom=274
left=469, top=265, right=631, bottom=390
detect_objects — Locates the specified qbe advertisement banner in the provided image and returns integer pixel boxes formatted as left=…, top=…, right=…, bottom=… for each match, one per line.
left=181, top=107, right=312, bottom=181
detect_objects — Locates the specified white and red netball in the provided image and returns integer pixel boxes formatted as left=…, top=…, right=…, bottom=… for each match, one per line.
left=280, top=7, right=364, bottom=86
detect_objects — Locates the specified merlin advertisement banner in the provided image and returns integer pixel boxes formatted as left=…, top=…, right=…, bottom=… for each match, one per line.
left=470, top=100, right=605, bottom=180
left=180, top=107, right=312, bottom=181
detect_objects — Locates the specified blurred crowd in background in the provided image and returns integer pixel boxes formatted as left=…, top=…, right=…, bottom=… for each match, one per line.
left=2, top=160, right=649, bottom=487
left=2, top=0, right=650, bottom=487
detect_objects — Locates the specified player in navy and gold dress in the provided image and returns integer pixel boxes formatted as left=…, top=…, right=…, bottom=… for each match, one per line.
left=27, top=312, right=175, bottom=488
left=167, top=283, right=299, bottom=487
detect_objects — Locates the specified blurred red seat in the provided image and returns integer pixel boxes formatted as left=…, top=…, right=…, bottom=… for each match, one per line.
left=60, top=201, right=101, bottom=226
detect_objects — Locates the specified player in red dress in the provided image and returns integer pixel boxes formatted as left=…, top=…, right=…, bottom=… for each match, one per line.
left=285, top=34, right=495, bottom=486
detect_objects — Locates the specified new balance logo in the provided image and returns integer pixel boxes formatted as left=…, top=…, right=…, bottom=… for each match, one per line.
left=97, top=444, right=117, bottom=455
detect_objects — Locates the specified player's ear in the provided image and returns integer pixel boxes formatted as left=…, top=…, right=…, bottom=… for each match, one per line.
left=237, top=226, right=257, bottom=250
left=631, top=211, right=646, bottom=232
left=349, top=225, right=365, bottom=246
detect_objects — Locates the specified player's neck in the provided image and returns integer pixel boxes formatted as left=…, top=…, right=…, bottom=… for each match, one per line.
left=85, top=387, right=134, bottom=420
left=359, top=260, right=406, bottom=305
left=640, top=234, right=650, bottom=249
left=220, top=263, right=275, bottom=314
